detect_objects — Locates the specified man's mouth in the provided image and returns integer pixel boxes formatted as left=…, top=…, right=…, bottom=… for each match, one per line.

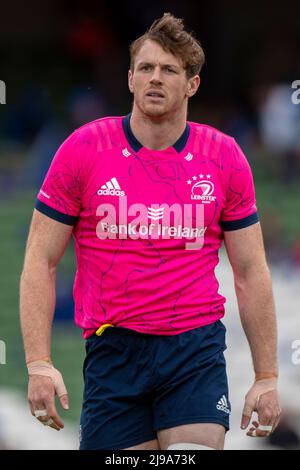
left=146, top=91, right=165, bottom=98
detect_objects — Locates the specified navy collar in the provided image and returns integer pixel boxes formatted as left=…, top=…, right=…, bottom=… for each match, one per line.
left=122, top=113, right=190, bottom=153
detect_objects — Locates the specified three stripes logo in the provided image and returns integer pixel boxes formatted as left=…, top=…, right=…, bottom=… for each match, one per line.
left=184, top=152, right=193, bottom=161
left=147, top=207, right=165, bottom=221
left=216, top=395, right=230, bottom=414
left=97, top=177, right=125, bottom=197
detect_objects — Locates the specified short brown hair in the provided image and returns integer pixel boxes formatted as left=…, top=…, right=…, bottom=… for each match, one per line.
left=130, top=13, right=205, bottom=79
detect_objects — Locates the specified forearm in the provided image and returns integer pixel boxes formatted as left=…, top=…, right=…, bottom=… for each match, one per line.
left=20, top=262, right=56, bottom=363
left=234, top=263, right=278, bottom=377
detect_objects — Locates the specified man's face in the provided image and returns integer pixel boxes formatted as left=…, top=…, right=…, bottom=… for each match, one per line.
left=128, top=39, right=199, bottom=118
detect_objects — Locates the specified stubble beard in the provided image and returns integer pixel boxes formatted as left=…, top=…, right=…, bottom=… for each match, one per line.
left=137, top=95, right=183, bottom=121
left=141, top=97, right=168, bottom=118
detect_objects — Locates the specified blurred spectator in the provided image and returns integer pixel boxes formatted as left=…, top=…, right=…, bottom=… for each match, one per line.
left=219, top=103, right=257, bottom=156
left=260, top=209, right=285, bottom=263
left=1, top=83, right=51, bottom=145
left=67, top=86, right=107, bottom=129
left=258, top=83, right=300, bottom=183
left=22, top=85, right=107, bottom=189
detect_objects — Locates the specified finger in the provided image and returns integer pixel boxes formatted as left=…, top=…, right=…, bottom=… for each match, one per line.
left=255, top=423, right=273, bottom=437
left=45, top=399, right=64, bottom=429
left=37, top=415, right=49, bottom=424
left=256, top=410, right=275, bottom=433
left=49, top=422, right=61, bottom=431
left=273, top=405, right=282, bottom=431
left=38, top=416, right=59, bottom=430
left=34, top=395, right=64, bottom=429
left=28, top=377, right=63, bottom=430
left=250, top=420, right=273, bottom=432
left=28, top=375, right=54, bottom=420
left=272, top=412, right=281, bottom=433
left=45, top=417, right=61, bottom=431
left=261, top=415, right=281, bottom=435
left=33, top=408, right=60, bottom=429
left=246, top=425, right=268, bottom=437
left=247, top=427, right=270, bottom=437
left=247, top=427, right=257, bottom=437
left=53, top=371, right=68, bottom=399
left=247, top=420, right=273, bottom=437
left=241, top=402, right=254, bottom=429
left=33, top=401, right=50, bottom=423
left=59, top=393, right=69, bottom=410
left=241, top=414, right=251, bottom=429
left=28, top=398, right=35, bottom=417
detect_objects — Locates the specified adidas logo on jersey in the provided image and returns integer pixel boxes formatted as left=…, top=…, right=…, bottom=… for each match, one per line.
left=216, top=395, right=230, bottom=414
left=97, top=177, right=125, bottom=197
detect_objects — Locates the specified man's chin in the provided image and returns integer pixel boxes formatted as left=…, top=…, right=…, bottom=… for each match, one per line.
left=143, top=105, right=167, bottom=118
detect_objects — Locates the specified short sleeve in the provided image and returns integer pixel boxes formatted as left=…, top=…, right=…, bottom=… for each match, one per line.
left=35, top=130, right=85, bottom=225
left=220, top=139, right=259, bottom=231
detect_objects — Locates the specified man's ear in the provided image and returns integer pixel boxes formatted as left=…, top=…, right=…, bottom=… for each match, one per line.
left=187, top=75, right=201, bottom=98
left=128, top=69, right=134, bottom=93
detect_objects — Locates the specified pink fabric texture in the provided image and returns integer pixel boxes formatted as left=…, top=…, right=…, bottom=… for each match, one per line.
left=36, top=116, right=258, bottom=338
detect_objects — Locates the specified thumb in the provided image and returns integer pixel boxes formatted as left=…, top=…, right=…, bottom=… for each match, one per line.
left=51, top=367, right=68, bottom=405
left=241, top=401, right=253, bottom=430
left=59, top=393, right=69, bottom=410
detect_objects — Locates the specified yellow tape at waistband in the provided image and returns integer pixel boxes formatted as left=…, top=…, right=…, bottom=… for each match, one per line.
left=95, top=323, right=114, bottom=336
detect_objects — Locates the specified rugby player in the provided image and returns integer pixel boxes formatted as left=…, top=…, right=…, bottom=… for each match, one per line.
left=20, top=13, right=281, bottom=450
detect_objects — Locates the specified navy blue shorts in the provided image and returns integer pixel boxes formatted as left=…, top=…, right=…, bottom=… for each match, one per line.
left=79, top=320, right=231, bottom=450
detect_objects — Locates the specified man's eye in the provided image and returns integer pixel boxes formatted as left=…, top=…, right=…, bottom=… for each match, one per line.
left=141, top=65, right=151, bottom=71
left=167, top=68, right=176, bottom=73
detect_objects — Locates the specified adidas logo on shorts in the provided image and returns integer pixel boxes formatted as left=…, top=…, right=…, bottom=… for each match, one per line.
left=216, top=395, right=230, bottom=414
left=98, top=177, right=125, bottom=197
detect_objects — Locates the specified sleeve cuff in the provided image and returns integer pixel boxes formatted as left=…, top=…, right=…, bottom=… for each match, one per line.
left=220, top=211, right=259, bottom=231
left=35, top=199, right=79, bottom=226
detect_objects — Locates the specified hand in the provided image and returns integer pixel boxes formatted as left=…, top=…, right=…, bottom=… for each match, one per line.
left=27, top=360, right=69, bottom=431
left=241, top=378, right=281, bottom=437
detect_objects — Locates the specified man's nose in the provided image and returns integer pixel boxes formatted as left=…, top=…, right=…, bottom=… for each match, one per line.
left=150, top=67, right=163, bottom=84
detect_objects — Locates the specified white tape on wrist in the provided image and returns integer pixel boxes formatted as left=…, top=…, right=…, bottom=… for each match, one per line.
left=27, top=360, right=67, bottom=397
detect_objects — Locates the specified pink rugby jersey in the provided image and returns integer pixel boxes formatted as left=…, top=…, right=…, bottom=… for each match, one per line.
left=35, top=114, right=259, bottom=338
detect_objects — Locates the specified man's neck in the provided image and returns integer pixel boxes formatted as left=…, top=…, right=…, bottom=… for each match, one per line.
left=130, top=106, right=187, bottom=151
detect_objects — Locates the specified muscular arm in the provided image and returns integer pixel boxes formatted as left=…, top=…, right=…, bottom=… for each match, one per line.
left=224, top=222, right=281, bottom=436
left=224, top=222, right=278, bottom=376
left=20, top=209, right=73, bottom=363
left=20, top=209, right=73, bottom=430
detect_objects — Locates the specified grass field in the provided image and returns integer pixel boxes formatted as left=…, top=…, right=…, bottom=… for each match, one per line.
left=0, top=178, right=299, bottom=424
